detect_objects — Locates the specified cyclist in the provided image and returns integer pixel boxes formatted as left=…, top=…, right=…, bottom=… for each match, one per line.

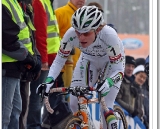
left=37, top=6, right=125, bottom=129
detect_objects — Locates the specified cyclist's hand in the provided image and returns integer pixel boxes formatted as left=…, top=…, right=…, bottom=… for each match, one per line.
left=97, top=78, right=114, bottom=97
left=36, top=83, right=48, bottom=97
left=36, top=76, right=54, bottom=94
left=44, top=76, right=55, bottom=93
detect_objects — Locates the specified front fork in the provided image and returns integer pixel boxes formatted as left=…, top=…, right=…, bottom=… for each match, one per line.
left=74, top=104, right=102, bottom=129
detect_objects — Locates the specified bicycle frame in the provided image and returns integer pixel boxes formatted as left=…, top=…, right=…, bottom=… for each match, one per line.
left=73, top=93, right=108, bottom=129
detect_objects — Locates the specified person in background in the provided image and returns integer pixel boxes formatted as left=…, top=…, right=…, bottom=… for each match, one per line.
left=144, top=55, right=149, bottom=128
left=55, top=0, right=86, bottom=89
left=18, top=0, right=41, bottom=129
left=2, top=0, right=40, bottom=128
left=88, top=2, right=118, bottom=33
left=116, top=56, right=149, bottom=128
left=135, top=57, right=149, bottom=91
left=116, top=56, right=138, bottom=116
left=88, top=2, right=104, bottom=12
left=27, top=0, right=61, bottom=129
left=145, top=55, right=149, bottom=76
left=135, top=57, right=145, bottom=67
left=133, top=65, right=149, bottom=129
left=122, top=55, right=136, bottom=82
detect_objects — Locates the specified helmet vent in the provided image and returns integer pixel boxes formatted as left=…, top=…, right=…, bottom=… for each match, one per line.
left=80, top=9, right=86, bottom=25
left=73, top=18, right=78, bottom=28
left=78, top=8, right=81, bottom=14
left=92, top=18, right=102, bottom=28
left=83, top=20, right=92, bottom=28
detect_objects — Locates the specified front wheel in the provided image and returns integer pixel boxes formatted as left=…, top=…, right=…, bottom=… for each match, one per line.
left=64, top=116, right=82, bottom=129
left=113, top=105, right=128, bottom=129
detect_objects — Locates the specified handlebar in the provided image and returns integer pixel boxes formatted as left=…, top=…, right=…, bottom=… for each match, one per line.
left=43, top=86, right=109, bottom=114
left=49, top=86, right=95, bottom=96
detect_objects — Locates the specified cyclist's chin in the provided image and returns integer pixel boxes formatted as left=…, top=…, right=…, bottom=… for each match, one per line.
left=80, top=42, right=92, bottom=48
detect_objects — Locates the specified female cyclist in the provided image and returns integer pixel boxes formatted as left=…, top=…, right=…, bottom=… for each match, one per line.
left=37, top=6, right=125, bottom=129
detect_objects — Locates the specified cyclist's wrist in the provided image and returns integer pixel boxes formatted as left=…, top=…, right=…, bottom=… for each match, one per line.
left=106, top=78, right=114, bottom=87
left=45, top=76, right=54, bottom=84
left=44, top=92, right=49, bottom=97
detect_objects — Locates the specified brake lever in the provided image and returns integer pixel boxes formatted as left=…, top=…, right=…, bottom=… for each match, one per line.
left=96, top=80, right=105, bottom=90
left=96, top=81, right=105, bottom=103
left=39, top=84, right=47, bottom=102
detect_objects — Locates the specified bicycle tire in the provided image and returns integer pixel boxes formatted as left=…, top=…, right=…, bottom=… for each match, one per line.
left=113, top=105, right=128, bottom=129
left=64, top=116, right=82, bottom=129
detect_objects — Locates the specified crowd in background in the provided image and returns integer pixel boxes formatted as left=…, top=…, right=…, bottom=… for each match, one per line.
left=116, top=56, right=149, bottom=129
left=2, top=0, right=149, bottom=129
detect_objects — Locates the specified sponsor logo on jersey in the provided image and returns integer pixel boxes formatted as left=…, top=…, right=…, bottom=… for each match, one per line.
left=109, top=54, right=121, bottom=61
left=59, top=48, right=70, bottom=54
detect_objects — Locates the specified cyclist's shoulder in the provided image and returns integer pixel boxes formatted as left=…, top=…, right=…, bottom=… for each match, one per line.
left=63, top=27, right=78, bottom=41
left=100, top=25, right=117, bottom=36
left=99, top=25, right=120, bottom=45
left=62, top=27, right=79, bottom=47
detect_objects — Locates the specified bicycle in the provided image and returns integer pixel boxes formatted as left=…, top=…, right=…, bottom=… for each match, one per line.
left=41, top=85, right=128, bottom=129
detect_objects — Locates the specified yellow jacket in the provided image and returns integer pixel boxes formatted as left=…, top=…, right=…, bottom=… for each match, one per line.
left=55, top=1, right=81, bottom=69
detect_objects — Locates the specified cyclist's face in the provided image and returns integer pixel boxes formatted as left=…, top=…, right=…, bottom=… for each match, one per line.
left=75, top=30, right=96, bottom=48
left=70, top=0, right=86, bottom=8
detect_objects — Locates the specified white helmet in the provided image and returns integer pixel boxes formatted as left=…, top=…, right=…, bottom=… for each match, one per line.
left=72, top=6, right=104, bottom=33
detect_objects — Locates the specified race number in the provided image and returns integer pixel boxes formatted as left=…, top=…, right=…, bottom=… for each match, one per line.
left=106, top=44, right=121, bottom=61
left=59, top=42, right=72, bottom=58
left=60, top=42, right=72, bottom=51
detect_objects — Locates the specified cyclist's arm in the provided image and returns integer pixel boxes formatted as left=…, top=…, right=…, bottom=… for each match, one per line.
left=105, top=34, right=125, bottom=84
left=47, top=27, right=75, bottom=79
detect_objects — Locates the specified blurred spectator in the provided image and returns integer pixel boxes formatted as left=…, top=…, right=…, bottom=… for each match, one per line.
left=27, top=0, right=62, bottom=129
left=123, top=55, right=136, bottom=81
left=18, top=0, right=41, bottom=129
left=116, top=56, right=137, bottom=115
left=87, top=2, right=117, bottom=32
left=88, top=2, right=104, bottom=12
left=133, top=65, right=149, bottom=129
left=145, top=55, right=149, bottom=76
left=135, top=57, right=146, bottom=67
left=144, top=55, right=149, bottom=91
left=116, top=57, right=149, bottom=129
left=2, top=0, right=40, bottom=128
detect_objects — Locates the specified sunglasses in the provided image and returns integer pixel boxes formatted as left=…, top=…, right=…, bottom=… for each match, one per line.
left=75, top=30, right=94, bottom=37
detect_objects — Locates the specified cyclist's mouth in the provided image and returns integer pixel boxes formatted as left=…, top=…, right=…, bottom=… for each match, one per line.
left=80, top=42, right=92, bottom=48
left=80, top=42, right=87, bottom=44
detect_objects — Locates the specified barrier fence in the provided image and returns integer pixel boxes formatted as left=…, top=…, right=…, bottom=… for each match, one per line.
left=115, top=102, right=147, bottom=129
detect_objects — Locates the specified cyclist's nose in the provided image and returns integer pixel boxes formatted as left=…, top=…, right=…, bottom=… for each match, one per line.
left=79, top=34, right=86, bottom=40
